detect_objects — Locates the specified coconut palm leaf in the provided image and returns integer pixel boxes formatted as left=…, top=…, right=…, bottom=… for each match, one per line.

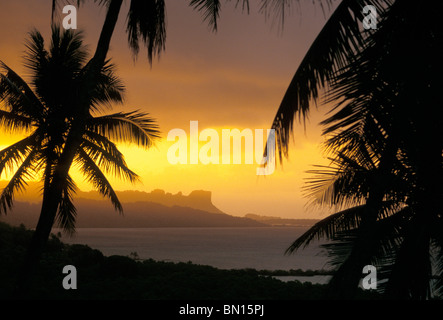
left=0, top=149, right=39, bottom=214
left=56, top=174, right=78, bottom=234
left=0, top=134, right=39, bottom=178
left=0, top=61, right=44, bottom=120
left=303, top=140, right=383, bottom=210
left=270, top=0, right=393, bottom=160
left=126, top=0, right=166, bottom=63
left=0, top=109, right=33, bottom=134
left=190, top=0, right=221, bottom=31
left=286, top=205, right=364, bottom=253
left=258, top=0, right=327, bottom=31
left=89, top=60, right=126, bottom=111
left=75, top=148, right=123, bottom=213
left=321, top=205, right=411, bottom=296
left=303, top=163, right=365, bottom=209
left=86, top=111, right=160, bottom=148
left=80, top=135, right=139, bottom=183
left=325, top=205, right=409, bottom=262
left=24, top=28, right=88, bottom=111
left=287, top=201, right=406, bottom=255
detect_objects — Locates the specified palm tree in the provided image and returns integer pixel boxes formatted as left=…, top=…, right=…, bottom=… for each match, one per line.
left=280, top=0, right=443, bottom=299
left=5, top=0, right=273, bottom=296
left=0, top=26, right=160, bottom=295
left=51, top=0, right=198, bottom=68
left=50, top=0, right=299, bottom=67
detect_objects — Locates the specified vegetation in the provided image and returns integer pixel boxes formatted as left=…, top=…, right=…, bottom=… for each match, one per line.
left=1, top=222, right=379, bottom=300
left=1, top=0, right=440, bottom=300
left=0, top=26, right=160, bottom=295
left=271, top=1, right=443, bottom=299
left=0, top=0, right=302, bottom=297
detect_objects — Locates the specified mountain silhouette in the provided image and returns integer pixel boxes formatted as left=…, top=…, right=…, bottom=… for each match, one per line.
left=0, top=181, right=266, bottom=228
left=0, top=181, right=221, bottom=213
left=77, top=188, right=224, bottom=214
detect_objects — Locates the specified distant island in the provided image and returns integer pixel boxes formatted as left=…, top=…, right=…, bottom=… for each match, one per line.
left=77, top=188, right=225, bottom=215
left=245, top=214, right=319, bottom=227
left=0, top=181, right=318, bottom=229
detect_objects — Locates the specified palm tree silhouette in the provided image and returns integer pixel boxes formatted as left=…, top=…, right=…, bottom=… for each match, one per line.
left=2, top=0, right=283, bottom=297
left=50, top=0, right=208, bottom=67
left=279, top=0, right=443, bottom=299
left=0, top=26, right=160, bottom=296
left=50, top=0, right=300, bottom=66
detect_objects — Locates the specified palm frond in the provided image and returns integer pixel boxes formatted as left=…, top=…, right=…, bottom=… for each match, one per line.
left=320, top=228, right=358, bottom=270
left=48, top=25, right=88, bottom=71
left=258, top=0, right=307, bottom=32
left=287, top=200, right=406, bottom=255
left=86, top=111, right=160, bottom=148
left=322, top=115, right=388, bottom=163
left=286, top=205, right=365, bottom=254
left=0, top=109, right=33, bottom=134
left=190, top=0, right=221, bottom=31
left=0, top=149, right=39, bottom=214
left=126, top=0, right=167, bottom=64
left=303, top=154, right=374, bottom=210
left=25, top=27, right=88, bottom=111
left=328, top=205, right=409, bottom=263
left=232, top=0, right=250, bottom=13
left=89, top=60, right=126, bottom=112
left=270, top=0, right=393, bottom=161
left=75, top=148, right=123, bottom=213
left=0, top=133, right=38, bottom=177
left=23, top=29, right=48, bottom=81
left=55, top=174, right=78, bottom=235
left=321, top=205, right=410, bottom=296
left=0, top=61, right=44, bottom=120
left=80, top=134, right=139, bottom=183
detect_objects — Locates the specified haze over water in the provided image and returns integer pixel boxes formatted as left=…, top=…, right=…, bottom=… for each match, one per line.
left=56, top=227, right=330, bottom=271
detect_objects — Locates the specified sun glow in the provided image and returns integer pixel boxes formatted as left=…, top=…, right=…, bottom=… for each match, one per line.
left=0, top=0, right=333, bottom=218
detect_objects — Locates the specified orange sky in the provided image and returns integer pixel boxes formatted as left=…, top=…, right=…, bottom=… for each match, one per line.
left=0, top=0, right=335, bottom=219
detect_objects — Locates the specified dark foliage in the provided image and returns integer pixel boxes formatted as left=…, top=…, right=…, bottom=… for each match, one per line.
left=0, top=222, right=379, bottom=300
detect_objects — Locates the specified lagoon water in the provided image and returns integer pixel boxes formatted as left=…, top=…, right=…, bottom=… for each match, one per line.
left=56, top=227, right=331, bottom=272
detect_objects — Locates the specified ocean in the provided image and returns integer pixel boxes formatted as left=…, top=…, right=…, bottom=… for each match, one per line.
left=55, top=227, right=332, bottom=273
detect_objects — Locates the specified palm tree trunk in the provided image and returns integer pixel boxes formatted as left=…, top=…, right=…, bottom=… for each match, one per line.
left=15, top=130, right=83, bottom=297
left=15, top=179, right=62, bottom=296
left=91, top=0, right=123, bottom=65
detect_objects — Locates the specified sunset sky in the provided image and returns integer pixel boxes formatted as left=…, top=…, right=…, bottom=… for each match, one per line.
left=0, top=0, right=336, bottom=219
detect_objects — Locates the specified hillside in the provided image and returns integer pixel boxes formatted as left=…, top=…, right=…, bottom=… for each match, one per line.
left=0, top=181, right=223, bottom=214
left=0, top=181, right=318, bottom=229
left=77, top=189, right=224, bottom=214
left=0, top=198, right=267, bottom=229
left=0, top=222, right=338, bottom=301
left=0, top=181, right=266, bottom=228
